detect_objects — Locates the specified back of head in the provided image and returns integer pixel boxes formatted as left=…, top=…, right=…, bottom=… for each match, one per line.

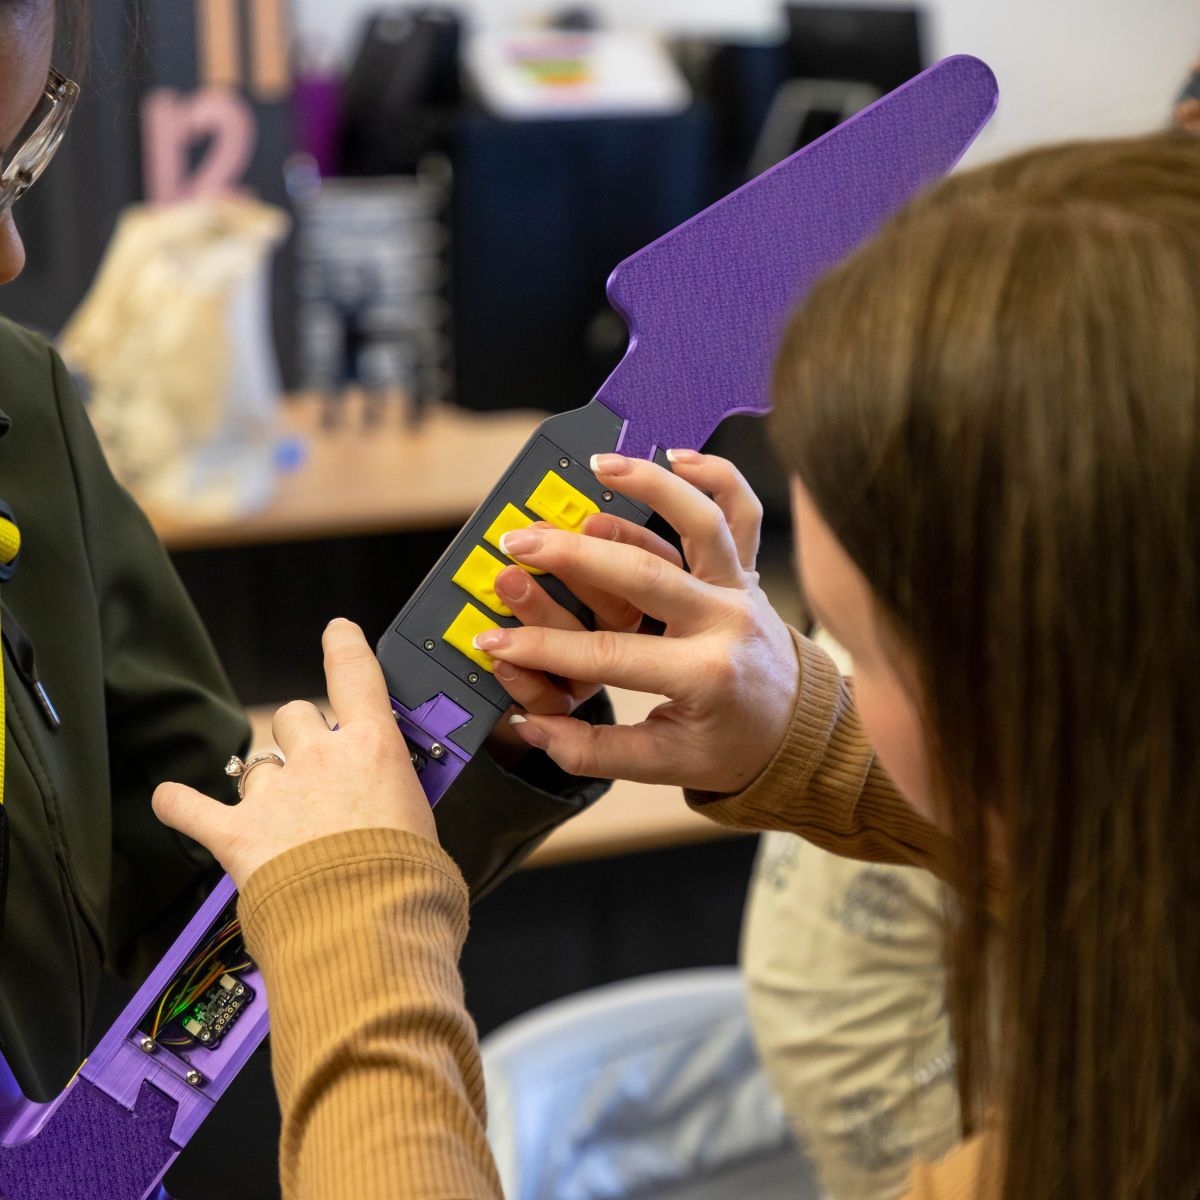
left=771, top=132, right=1200, bottom=1198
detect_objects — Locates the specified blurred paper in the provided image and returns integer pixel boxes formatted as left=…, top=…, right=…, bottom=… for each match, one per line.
left=465, top=30, right=691, bottom=118
left=60, top=197, right=290, bottom=521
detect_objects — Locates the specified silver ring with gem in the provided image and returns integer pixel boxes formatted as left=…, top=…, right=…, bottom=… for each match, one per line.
left=225, top=752, right=285, bottom=800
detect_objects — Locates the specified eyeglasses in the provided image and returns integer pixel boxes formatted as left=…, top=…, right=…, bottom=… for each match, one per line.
left=0, top=68, right=80, bottom=221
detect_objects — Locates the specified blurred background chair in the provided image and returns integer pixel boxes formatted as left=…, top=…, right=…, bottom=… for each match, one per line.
left=748, top=79, right=881, bottom=177
left=480, top=968, right=820, bottom=1200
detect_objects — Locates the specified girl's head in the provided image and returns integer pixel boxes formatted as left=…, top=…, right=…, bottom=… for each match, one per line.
left=0, top=0, right=84, bottom=283
left=771, top=133, right=1200, bottom=1198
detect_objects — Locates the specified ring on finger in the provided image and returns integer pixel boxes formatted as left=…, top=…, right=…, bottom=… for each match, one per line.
left=224, top=752, right=285, bottom=800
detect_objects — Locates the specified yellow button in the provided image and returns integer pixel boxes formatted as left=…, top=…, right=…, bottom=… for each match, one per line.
left=0, top=518, right=21, bottom=566
left=483, top=503, right=545, bottom=574
left=525, top=471, right=599, bottom=534
left=443, top=603, right=501, bottom=673
left=451, top=545, right=513, bottom=617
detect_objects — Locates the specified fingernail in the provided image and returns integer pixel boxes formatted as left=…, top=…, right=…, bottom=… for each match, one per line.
left=500, top=529, right=542, bottom=557
left=583, top=514, right=620, bottom=540
left=473, top=629, right=510, bottom=652
left=666, top=449, right=700, bottom=464
left=509, top=713, right=549, bottom=749
left=495, top=567, right=531, bottom=601
left=590, top=453, right=631, bottom=476
left=493, top=661, right=519, bottom=682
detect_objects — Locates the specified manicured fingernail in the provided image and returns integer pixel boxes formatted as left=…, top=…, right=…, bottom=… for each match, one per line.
left=509, top=713, right=549, bottom=749
left=495, top=567, right=531, bottom=601
left=493, top=661, right=519, bottom=682
left=500, top=529, right=542, bottom=557
left=590, top=453, right=631, bottom=476
left=473, top=629, right=510, bottom=652
left=666, top=449, right=700, bottom=464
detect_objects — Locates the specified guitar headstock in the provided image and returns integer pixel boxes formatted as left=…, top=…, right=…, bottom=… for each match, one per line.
left=595, top=55, right=998, bottom=461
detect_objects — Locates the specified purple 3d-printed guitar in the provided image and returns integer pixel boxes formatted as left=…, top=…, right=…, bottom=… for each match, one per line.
left=0, top=57, right=996, bottom=1199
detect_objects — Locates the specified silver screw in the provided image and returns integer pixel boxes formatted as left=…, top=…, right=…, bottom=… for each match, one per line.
left=186, top=1069, right=204, bottom=1087
left=199, top=1030, right=212, bottom=1043
left=601, top=491, right=614, bottom=503
left=409, top=750, right=422, bottom=769
left=140, top=1037, right=156, bottom=1054
left=467, top=672, right=480, bottom=684
left=558, top=457, right=570, bottom=469
left=423, top=639, right=436, bottom=651
left=429, top=743, right=447, bottom=761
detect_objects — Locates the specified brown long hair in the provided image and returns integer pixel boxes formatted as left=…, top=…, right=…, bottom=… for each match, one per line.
left=771, top=132, right=1200, bottom=1197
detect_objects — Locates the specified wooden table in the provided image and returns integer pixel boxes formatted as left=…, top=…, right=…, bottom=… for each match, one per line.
left=247, top=688, right=742, bottom=869
left=147, top=397, right=546, bottom=552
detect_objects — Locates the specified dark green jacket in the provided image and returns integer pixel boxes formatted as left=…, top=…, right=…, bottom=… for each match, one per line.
left=0, top=318, right=607, bottom=1101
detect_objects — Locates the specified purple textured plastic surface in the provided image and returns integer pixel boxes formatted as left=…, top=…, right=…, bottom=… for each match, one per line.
left=391, top=695, right=471, bottom=805
left=79, top=877, right=268, bottom=1138
left=0, top=58, right=996, bottom=1199
left=0, top=876, right=268, bottom=1198
left=596, top=55, right=998, bottom=460
left=0, top=1082, right=177, bottom=1200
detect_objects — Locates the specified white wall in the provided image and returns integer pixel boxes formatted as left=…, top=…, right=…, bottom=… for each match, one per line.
left=292, top=0, right=1200, bottom=160
left=921, top=0, right=1200, bottom=165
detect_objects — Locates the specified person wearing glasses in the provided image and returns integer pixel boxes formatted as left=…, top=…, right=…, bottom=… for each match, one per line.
left=0, top=0, right=613, bottom=1116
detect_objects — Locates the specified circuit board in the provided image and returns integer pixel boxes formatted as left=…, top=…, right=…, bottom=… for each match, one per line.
left=140, top=900, right=257, bottom=1053
left=178, top=973, right=254, bottom=1048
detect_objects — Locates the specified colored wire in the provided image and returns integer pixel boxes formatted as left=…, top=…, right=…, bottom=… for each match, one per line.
left=148, top=917, right=253, bottom=1044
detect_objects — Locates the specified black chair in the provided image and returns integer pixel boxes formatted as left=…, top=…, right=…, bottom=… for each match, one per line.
left=787, top=4, right=925, bottom=96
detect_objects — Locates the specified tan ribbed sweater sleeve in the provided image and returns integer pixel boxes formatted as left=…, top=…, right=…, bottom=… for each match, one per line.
left=906, top=1135, right=999, bottom=1199
left=238, top=827, right=503, bottom=1200
left=687, top=628, right=948, bottom=865
left=688, top=628, right=1005, bottom=909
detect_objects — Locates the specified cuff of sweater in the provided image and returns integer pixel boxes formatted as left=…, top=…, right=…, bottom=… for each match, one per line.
left=239, top=827, right=469, bottom=930
left=685, top=627, right=843, bottom=827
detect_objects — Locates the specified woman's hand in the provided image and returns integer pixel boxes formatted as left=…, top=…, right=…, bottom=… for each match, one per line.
left=482, top=513, right=683, bottom=761
left=474, top=451, right=799, bottom=794
left=153, top=620, right=436, bottom=890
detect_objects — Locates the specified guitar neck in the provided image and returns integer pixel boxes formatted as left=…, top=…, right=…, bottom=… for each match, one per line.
left=379, top=399, right=653, bottom=794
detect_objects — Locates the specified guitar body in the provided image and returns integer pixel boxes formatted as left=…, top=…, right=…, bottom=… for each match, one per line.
left=0, top=57, right=996, bottom=1198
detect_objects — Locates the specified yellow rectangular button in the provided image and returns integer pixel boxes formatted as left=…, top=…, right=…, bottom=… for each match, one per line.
left=483, top=503, right=545, bottom=574
left=442, top=603, right=500, bottom=673
left=525, top=471, right=599, bottom=534
left=452, top=545, right=513, bottom=617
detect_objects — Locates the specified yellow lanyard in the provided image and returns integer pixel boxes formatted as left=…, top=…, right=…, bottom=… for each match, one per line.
left=0, top=514, right=23, bottom=805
